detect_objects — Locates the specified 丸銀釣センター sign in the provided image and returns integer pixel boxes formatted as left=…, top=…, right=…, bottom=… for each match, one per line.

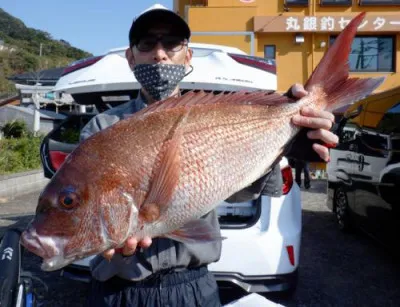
left=254, top=15, right=400, bottom=33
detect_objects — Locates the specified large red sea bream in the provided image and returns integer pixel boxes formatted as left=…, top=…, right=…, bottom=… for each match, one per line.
left=21, top=12, right=384, bottom=271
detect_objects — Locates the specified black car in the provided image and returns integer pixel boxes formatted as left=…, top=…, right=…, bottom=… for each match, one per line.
left=40, top=112, right=95, bottom=179
left=326, top=86, right=400, bottom=250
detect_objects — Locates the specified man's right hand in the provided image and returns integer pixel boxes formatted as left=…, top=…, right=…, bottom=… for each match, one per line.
left=102, top=236, right=152, bottom=260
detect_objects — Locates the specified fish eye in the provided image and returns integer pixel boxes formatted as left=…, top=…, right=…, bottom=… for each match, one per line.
left=59, top=191, right=79, bottom=209
left=63, top=196, right=73, bottom=206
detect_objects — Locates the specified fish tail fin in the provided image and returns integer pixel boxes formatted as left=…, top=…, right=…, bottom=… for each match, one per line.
left=304, top=12, right=385, bottom=112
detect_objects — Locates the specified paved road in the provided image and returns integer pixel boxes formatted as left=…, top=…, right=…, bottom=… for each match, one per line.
left=278, top=181, right=400, bottom=307
left=1, top=180, right=399, bottom=306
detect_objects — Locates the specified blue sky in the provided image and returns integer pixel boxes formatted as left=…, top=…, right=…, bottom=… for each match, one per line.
left=1, top=0, right=173, bottom=56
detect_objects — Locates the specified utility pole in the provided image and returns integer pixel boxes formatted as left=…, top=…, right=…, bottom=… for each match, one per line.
left=33, top=43, right=44, bottom=136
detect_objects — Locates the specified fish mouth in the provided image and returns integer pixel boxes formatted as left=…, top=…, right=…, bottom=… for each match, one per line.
left=21, top=227, right=105, bottom=271
left=20, top=227, right=68, bottom=270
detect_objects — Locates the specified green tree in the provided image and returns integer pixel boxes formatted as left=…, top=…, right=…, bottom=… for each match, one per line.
left=0, top=7, right=92, bottom=95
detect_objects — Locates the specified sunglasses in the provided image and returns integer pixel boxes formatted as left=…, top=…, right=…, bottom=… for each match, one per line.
left=134, top=35, right=188, bottom=53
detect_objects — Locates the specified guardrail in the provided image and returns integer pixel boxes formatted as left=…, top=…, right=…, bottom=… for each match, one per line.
left=0, top=95, right=19, bottom=107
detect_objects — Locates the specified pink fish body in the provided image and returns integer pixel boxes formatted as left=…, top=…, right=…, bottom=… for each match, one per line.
left=21, top=12, right=384, bottom=271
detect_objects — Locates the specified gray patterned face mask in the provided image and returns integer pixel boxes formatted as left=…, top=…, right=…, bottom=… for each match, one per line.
left=133, top=64, right=186, bottom=101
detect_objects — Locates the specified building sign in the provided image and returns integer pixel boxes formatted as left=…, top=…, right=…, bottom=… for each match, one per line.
left=254, top=15, right=400, bottom=33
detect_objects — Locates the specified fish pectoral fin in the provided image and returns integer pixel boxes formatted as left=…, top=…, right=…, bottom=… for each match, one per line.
left=140, top=131, right=181, bottom=222
left=164, top=219, right=226, bottom=244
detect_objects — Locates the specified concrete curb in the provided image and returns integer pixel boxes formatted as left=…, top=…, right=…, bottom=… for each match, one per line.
left=0, top=169, right=49, bottom=199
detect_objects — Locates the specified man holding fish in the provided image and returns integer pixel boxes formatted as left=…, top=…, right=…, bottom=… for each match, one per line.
left=80, top=4, right=338, bottom=306
left=21, top=4, right=384, bottom=307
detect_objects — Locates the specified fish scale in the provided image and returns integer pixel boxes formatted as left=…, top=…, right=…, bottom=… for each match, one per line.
left=169, top=105, right=299, bottom=218
left=111, top=102, right=301, bottom=237
left=138, top=105, right=285, bottom=234
left=153, top=99, right=324, bottom=232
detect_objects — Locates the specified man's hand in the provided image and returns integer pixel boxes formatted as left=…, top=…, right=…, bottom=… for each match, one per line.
left=102, top=236, right=152, bottom=260
left=289, top=83, right=339, bottom=162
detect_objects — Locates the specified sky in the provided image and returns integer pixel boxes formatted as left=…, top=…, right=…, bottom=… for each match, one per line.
left=1, top=0, right=173, bottom=56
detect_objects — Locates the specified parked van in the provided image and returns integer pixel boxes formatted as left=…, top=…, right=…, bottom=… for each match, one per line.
left=326, top=86, right=400, bottom=250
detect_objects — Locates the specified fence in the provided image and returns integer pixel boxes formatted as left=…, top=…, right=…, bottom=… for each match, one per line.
left=0, top=94, right=19, bottom=107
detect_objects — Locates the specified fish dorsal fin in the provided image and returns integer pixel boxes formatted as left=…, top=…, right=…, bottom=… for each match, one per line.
left=136, top=90, right=294, bottom=117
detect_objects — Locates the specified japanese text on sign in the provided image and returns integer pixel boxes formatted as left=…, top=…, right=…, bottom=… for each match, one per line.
left=285, top=16, right=397, bottom=31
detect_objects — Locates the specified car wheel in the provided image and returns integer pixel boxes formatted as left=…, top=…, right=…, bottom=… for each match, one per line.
left=334, top=187, right=352, bottom=232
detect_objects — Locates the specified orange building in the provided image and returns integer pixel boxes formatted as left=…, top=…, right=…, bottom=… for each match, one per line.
left=174, top=0, right=400, bottom=93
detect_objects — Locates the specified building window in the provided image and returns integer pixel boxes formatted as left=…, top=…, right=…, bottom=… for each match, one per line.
left=320, top=0, right=352, bottom=6
left=359, top=0, right=400, bottom=5
left=285, top=0, right=309, bottom=6
left=264, top=45, right=276, bottom=59
left=329, top=36, right=395, bottom=72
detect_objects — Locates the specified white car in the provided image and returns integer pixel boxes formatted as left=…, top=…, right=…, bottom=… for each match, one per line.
left=46, top=43, right=301, bottom=297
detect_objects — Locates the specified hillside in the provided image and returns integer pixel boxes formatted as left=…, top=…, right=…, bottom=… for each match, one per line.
left=0, top=8, right=92, bottom=94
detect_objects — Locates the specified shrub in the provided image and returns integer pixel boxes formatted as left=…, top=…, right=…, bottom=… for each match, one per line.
left=0, top=135, right=43, bottom=174
left=1, top=120, right=30, bottom=138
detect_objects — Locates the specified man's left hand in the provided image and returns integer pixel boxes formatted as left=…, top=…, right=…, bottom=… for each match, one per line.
left=103, top=236, right=152, bottom=260
left=289, top=83, right=339, bottom=162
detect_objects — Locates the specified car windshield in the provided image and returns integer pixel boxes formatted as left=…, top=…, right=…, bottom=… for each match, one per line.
left=378, top=102, right=400, bottom=134
left=192, top=48, right=220, bottom=57
left=50, top=115, right=93, bottom=144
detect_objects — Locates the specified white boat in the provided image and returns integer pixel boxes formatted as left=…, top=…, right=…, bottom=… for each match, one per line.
left=53, top=42, right=277, bottom=105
